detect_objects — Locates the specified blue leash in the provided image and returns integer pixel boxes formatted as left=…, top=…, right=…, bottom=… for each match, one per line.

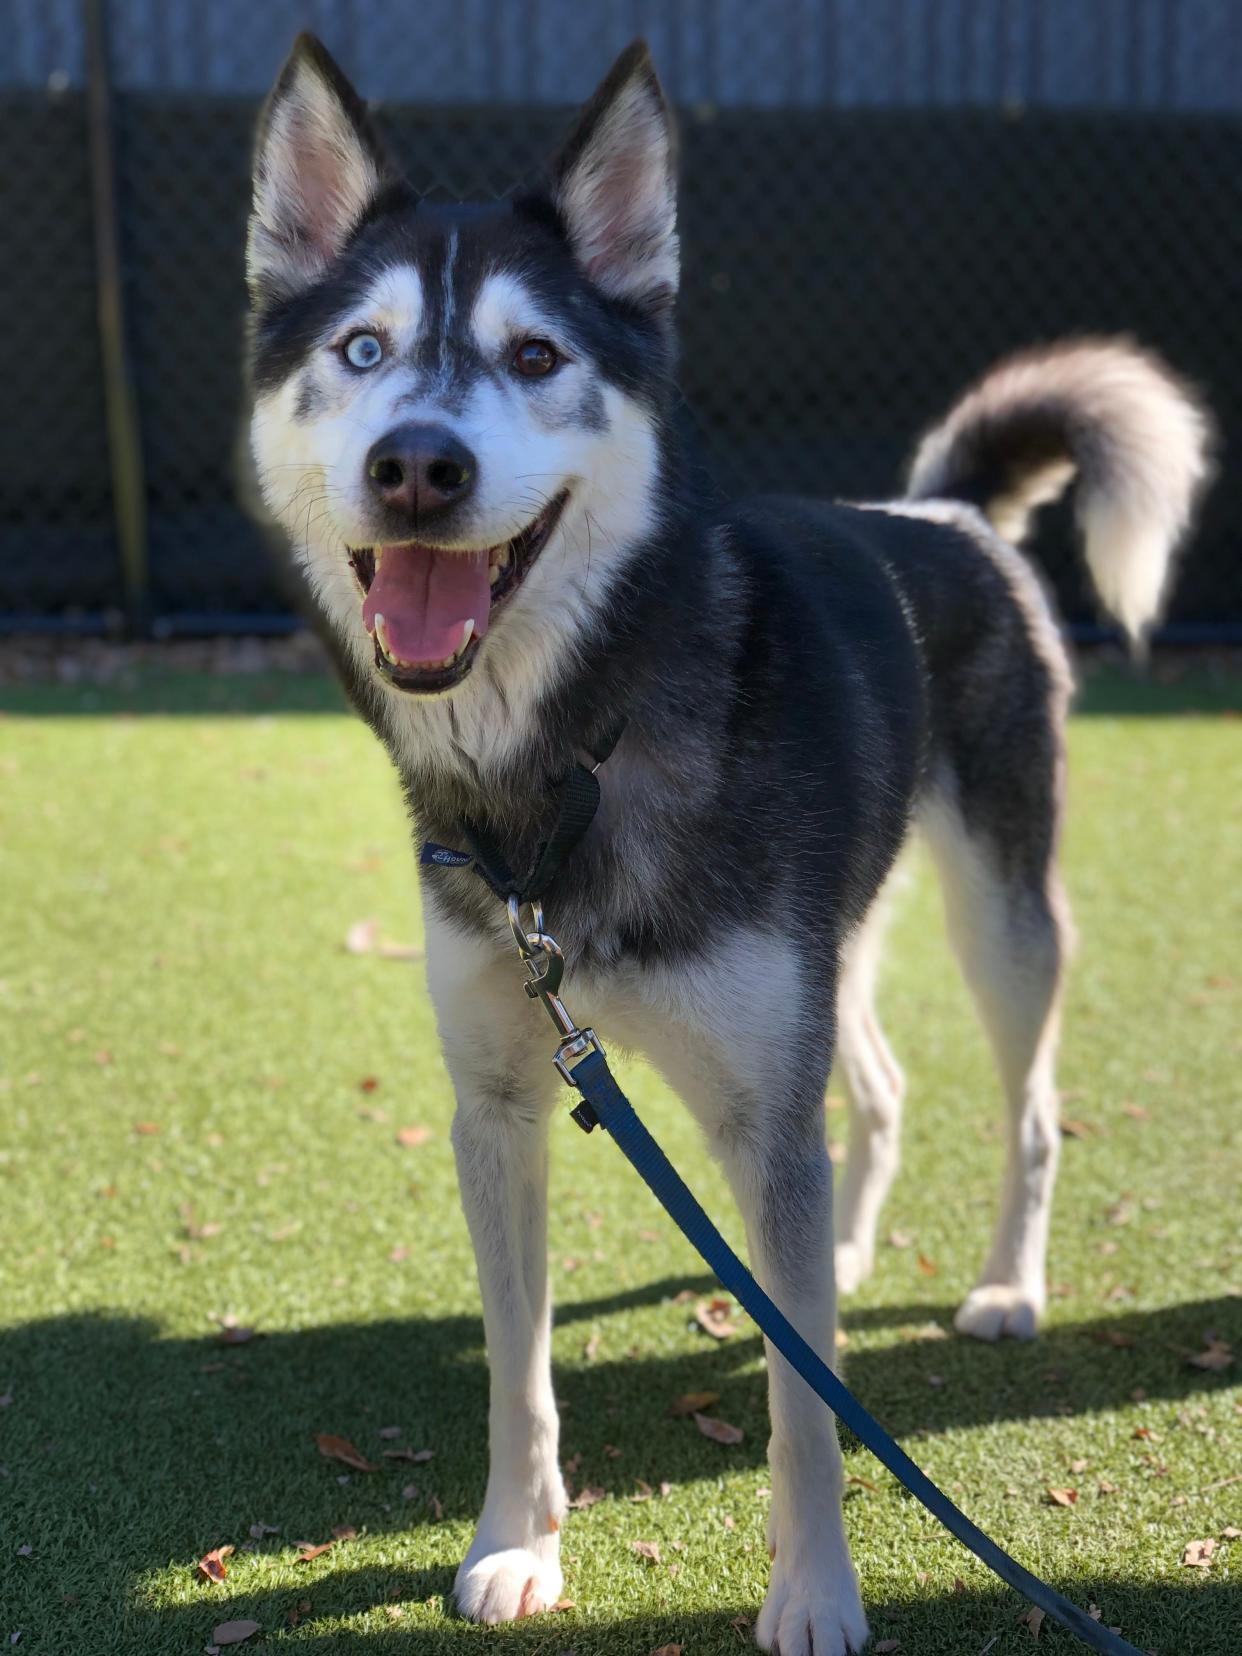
left=565, top=1044, right=1144, bottom=1656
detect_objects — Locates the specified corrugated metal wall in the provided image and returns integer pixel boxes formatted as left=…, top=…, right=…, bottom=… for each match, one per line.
left=8, top=0, right=1242, bottom=111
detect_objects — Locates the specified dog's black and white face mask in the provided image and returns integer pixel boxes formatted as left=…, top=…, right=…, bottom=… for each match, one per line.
left=247, top=36, right=679, bottom=717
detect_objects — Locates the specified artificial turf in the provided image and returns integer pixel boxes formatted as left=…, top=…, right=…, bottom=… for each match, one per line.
left=1, top=652, right=1239, bottom=1654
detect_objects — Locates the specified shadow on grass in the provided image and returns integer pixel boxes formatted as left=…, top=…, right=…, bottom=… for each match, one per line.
left=2, top=655, right=1239, bottom=717
left=101, top=1578, right=1242, bottom=1655
left=1074, top=654, right=1242, bottom=718
left=2, top=1289, right=1238, bottom=1650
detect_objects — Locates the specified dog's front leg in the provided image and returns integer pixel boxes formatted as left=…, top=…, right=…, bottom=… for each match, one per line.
left=721, top=1107, right=869, bottom=1656
left=630, top=949, right=869, bottom=1656
left=427, top=921, right=565, bottom=1622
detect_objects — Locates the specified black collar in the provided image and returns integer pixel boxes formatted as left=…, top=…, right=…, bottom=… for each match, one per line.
left=458, top=718, right=627, bottom=904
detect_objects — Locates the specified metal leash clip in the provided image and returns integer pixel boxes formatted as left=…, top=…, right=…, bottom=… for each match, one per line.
left=506, top=896, right=605, bottom=1128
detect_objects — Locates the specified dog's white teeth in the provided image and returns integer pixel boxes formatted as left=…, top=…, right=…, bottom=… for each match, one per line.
left=373, top=613, right=391, bottom=658
left=374, top=547, right=384, bottom=571
left=489, top=563, right=502, bottom=586
left=460, top=618, right=475, bottom=650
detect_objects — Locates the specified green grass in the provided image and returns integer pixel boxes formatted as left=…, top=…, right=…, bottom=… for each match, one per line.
left=1, top=657, right=1239, bottom=1655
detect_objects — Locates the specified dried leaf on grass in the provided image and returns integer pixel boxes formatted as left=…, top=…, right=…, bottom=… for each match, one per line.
left=694, top=1411, right=744, bottom=1445
left=1020, top=1605, right=1045, bottom=1639
left=315, top=1433, right=378, bottom=1472
left=694, top=1298, right=737, bottom=1339
left=1046, top=1487, right=1079, bottom=1507
left=395, top=1125, right=431, bottom=1149
left=632, top=1540, right=662, bottom=1564
left=669, top=1389, right=720, bottom=1416
left=182, top=1203, right=222, bottom=1241
left=296, top=1540, right=335, bottom=1562
left=383, top=1446, right=433, bottom=1463
left=345, top=919, right=379, bottom=955
left=345, top=919, right=424, bottom=961
left=211, top=1620, right=262, bottom=1646
left=568, top=1485, right=606, bottom=1510
left=1182, top=1538, right=1216, bottom=1569
left=1187, top=1338, right=1234, bottom=1372
left=376, top=940, right=424, bottom=961
left=916, top=1252, right=938, bottom=1277
left=874, top=1642, right=902, bottom=1653
left=197, top=1545, right=234, bottom=1583
left=549, top=1598, right=576, bottom=1612
left=649, top=1645, right=682, bottom=1656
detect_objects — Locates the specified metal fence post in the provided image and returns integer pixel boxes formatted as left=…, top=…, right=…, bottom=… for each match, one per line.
left=84, top=0, right=150, bottom=636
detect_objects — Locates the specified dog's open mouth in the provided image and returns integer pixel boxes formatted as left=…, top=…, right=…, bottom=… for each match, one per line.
left=349, top=491, right=569, bottom=694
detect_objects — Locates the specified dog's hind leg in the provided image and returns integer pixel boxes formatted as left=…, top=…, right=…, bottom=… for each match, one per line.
left=626, top=934, right=868, bottom=1656
left=833, top=875, right=905, bottom=1292
left=920, top=783, right=1069, bottom=1341
left=425, top=916, right=566, bottom=1623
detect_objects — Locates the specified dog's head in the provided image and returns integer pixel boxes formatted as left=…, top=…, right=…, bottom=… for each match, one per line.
left=247, top=35, right=678, bottom=705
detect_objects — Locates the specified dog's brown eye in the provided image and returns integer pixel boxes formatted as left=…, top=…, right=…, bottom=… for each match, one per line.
left=512, top=338, right=559, bottom=379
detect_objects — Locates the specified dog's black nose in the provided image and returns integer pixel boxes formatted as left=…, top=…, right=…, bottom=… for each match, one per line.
left=366, top=423, right=476, bottom=522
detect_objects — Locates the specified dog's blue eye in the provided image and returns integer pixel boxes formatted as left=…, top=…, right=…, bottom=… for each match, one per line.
left=344, top=332, right=383, bottom=370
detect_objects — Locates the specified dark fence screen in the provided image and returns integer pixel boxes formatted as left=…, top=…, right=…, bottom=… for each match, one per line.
left=2, top=37, right=1240, bottom=636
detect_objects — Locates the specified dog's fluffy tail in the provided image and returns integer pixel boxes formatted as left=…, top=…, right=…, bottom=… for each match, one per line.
left=905, top=337, right=1213, bottom=640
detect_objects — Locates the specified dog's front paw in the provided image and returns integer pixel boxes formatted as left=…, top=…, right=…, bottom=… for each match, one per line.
left=755, top=1554, right=868, bottom=1656
left=954, top=1282, right=1042, bottom=1341
left=454, top=1545, right=563, bottom=1624
left=834, top=1239, right=874, bottom=1295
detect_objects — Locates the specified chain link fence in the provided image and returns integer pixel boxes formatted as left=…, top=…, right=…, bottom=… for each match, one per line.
left=2, top=0, right=1240, bottom=637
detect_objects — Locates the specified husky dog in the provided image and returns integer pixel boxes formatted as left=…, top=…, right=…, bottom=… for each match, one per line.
left=246, top=34, right=1210, bottom=1653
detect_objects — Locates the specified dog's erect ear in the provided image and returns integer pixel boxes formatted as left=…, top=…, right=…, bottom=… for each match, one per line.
left=551, top=41, right=678, bottom=312
left=247, top=34, right=389, bottom=307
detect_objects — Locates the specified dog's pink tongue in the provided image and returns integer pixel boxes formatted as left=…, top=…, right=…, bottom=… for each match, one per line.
left=362, top=545, right=491, bottom=663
